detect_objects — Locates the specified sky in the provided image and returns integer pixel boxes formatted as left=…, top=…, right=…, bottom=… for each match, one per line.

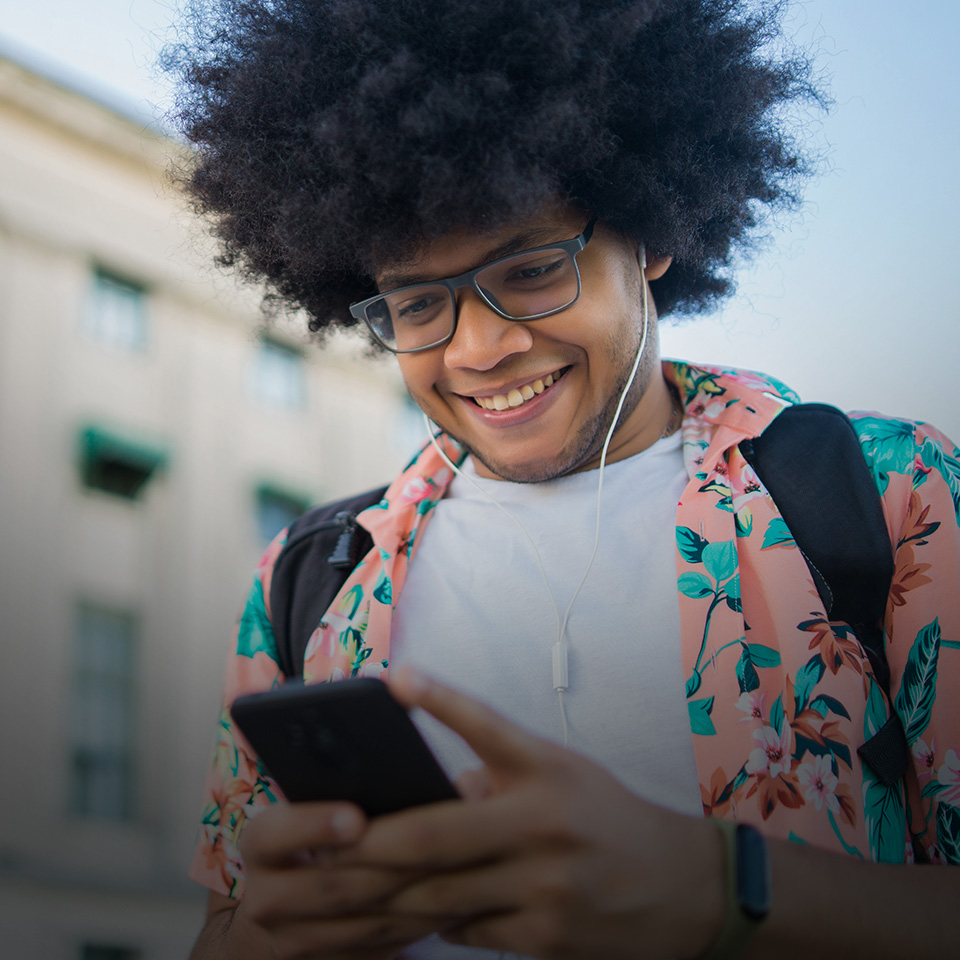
left=1, top=0, right=959, bottom=440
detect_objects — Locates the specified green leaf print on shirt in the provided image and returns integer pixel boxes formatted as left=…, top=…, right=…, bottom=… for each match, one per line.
left=236, top=579, right=278, bottom=661
left=337, top=583, right=364, bottom=620
left=747, top=644, right=781, bottom=668
left=894, top=619, right=940, bottom=746
left=372, top=569, right=393, bottom=605
left=863, top=766, right=906, bottom=863
left=854, top=416, right=916, bottom=497
left=862, top=676, right=905, bottom=863
left=937, top=803, right=960, bottom=864
left=864, top=675, right=888, bottom=740
left=678, top=536, right=742, bottom=699
left=793, top=655, right=826, bottom=714
left=678, top=572, right=714, bottom=599
left=351, top=646, right=373, bottom=676
left=703, top=541, right=737, bottom=581
left=761, top=517, right=795, bottom=549
left=919, top=437, right=960, bottom=521
left=809, top=695, right=851, bottom=721
left=689, top=696, right=717, bottom=735
left=677, top=526, right=708, bottom=563
left=736, top=643, right=781, bottom=695
left=770, top=695, right=784, bottom=737
left=737, top=644, right=760, bottom=693
left=698, top=476, right=733, bottom=512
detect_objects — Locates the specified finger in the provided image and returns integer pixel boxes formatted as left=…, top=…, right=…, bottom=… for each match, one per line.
left=344, top=792, right=532, bottom=870
left=264, top=911, right=439, bottom=958
left=388, top=667, right=553, bottom=772
left=387, top=855, right=556, bottom=920
left=456, top=765, right=493, bottom=800
left=241, top=801, right=366, bottom=867
left=243, top=862, right=422, bottom=924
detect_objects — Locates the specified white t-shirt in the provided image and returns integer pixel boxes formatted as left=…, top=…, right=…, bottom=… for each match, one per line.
left=390, top=433, right=701, bottom=958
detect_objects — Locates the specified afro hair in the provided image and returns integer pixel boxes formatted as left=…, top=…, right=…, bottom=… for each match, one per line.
left=170, top=0, right=821, bottom=341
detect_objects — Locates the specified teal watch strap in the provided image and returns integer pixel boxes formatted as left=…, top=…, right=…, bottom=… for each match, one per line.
left=700, top=820, right=771, bottom=960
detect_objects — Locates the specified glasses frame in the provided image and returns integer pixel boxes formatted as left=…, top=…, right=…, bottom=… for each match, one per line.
left=350, top=217, right=598, bottom=354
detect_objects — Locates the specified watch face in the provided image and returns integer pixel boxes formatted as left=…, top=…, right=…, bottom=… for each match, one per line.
left=736, top=824, right=772, bottom=920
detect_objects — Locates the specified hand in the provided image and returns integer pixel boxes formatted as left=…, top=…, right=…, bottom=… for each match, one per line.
left=236, top=800, right=441, bottom=959
left=330, top=668, right=726, bottom=960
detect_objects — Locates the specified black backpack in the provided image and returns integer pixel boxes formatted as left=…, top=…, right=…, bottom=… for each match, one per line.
left=268, top=404, right=907, bottom=785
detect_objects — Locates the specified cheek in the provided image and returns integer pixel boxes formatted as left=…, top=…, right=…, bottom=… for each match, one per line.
left=397, top=356, right=445, bottom=414
left=397, top=355, right=429, bottom=394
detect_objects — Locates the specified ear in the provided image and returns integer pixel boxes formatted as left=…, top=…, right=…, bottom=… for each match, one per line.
left=644, top=254, right=673, bottom=282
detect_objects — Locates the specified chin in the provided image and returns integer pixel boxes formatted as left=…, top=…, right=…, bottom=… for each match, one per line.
left=465, top=441, right=598, bottom=483
left=476, top=460, right=567, bottom=484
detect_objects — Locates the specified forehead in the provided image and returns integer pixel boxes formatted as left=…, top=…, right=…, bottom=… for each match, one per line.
left=374, top=206, right=588, bottom=290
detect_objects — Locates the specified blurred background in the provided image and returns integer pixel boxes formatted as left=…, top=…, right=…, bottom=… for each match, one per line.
left=0, top=2, right=957, bottom=958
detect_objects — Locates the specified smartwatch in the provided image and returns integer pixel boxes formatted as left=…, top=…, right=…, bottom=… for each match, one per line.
left=701, top=820, right=771, bottom=959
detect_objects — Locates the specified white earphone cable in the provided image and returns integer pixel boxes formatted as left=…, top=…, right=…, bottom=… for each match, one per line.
left=424, top=246, right=650, bottom=747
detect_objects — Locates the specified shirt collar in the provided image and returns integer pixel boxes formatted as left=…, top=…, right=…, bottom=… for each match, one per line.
left=359, top=360, right=800, bottom=548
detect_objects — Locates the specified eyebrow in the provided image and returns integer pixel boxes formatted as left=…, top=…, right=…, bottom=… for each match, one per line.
left=377, top=226, right=567, bottom=291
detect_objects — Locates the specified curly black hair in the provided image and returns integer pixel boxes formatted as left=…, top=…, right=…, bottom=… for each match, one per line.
left=169, top=0, right=821, bottom=340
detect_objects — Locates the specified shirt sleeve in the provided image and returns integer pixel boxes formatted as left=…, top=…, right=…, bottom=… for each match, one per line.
left=188, top=534, right=288, bottom=898
left=864, top=416, right=960, bottom=864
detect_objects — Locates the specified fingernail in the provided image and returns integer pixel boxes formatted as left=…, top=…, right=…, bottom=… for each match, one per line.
left=331, top=808, right=360, bottom=839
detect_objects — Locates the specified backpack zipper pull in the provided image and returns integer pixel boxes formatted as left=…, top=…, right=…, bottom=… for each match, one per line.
left=328, top=511, right=360, bottom=569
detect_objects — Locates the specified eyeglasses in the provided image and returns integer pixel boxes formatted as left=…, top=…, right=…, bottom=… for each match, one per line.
left=350, top=218, right=597, bottom=354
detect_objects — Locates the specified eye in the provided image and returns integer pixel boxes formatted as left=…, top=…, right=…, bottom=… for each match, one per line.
left=395, top=293, right=446, bottom=324
left=503, top=254, right=567, bottom=285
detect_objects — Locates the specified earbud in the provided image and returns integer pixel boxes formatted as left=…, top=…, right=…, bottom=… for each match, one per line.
left=639, top=242, right=647, bottom=270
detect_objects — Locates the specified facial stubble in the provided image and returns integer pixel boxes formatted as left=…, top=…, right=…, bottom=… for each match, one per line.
left=437, top=310, right=658, bottom=484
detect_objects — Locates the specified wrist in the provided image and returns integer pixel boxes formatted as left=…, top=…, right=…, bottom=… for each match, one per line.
left=697, top=820, right=771, bottom=960
left=216, top=899, right=276, bottom=960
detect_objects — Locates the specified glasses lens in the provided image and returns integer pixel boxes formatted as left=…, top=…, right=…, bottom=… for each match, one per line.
left=475, top=248, right=579, bottom=320
left=366, top=284, right=453, bottom=352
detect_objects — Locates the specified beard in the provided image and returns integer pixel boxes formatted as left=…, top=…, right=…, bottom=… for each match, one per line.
left=449, top=314, right=658, bottom=483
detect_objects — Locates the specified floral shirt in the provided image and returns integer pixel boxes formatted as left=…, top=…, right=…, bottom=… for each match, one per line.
left=190, top=361, right=960, bottom=898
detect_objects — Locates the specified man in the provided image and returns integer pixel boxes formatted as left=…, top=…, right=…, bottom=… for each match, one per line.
left=176, top=1, right=960, bottom=957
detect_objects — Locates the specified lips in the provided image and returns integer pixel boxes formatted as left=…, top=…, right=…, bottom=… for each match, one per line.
left=472, top=368, right=567, bottom=411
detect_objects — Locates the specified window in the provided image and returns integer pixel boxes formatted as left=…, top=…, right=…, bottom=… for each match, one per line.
left=84, top=269, right=147, bottom=350
left=251, top=338, right=307, bottom=409
left=78, top=425, right=168, bottom=500
left=80, top=946, right=141, bottom=960
left=255, top=484, right=311, bottom=543
left=70, top=605, right=138, bottom=820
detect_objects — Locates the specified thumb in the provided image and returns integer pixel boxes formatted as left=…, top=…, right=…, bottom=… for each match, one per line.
left=388, top=667, right=547, bottom=774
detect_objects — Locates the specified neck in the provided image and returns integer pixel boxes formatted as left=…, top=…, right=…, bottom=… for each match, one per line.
left=585, top=367, right=676, bottom=470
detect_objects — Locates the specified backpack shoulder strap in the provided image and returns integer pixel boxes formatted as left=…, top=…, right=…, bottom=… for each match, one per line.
left=269, top=484, right=388, bottom=679
left=739, top=403, right=906, bottom=787
left=738, top=402, right=894, bottom=634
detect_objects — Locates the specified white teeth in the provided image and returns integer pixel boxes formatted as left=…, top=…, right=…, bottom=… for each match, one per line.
left=476, top=369, right=563, bottom=411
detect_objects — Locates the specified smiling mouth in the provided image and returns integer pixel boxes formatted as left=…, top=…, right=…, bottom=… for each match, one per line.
left=472, top=368, right=568, bottom=411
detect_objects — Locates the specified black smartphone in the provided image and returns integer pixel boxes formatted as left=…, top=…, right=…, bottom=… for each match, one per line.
left=230, top=678, right=459, bottom=817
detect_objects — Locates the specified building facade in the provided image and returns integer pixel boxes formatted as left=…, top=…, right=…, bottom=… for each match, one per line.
left=0, top=51, right=419, bottom=960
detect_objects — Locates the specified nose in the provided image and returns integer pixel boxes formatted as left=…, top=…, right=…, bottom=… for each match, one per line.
left=442, top=288, right=534, bottom=371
